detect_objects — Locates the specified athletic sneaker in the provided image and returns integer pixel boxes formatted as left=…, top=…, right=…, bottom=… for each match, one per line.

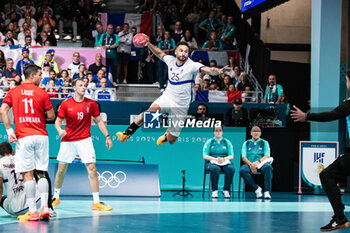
left=116, top=132, right=129, bottom=143
left=264, top=191, right=271, bottom=199
left=17, top=211, right=39, bottom=221
left=52, top=198, right=60, bottom=207
left=255, top=186, right=263, bottom=198
left=40, top=206, right=50, bottom=221
left=222, top=190, right=230, bottom=198
left=212, top=190, right=218, bottom=198
left=157, top=133, right=167, bottom=146
left=92, top=202, right=113, bottom=211
left=320, top=216, right=350, bottom=232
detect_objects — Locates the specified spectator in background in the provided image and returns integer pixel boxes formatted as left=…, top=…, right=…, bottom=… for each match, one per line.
left=209, top=60, right=220, bottom=83
left=157, top=31, right=176, bottom=90
left=95, top=69, right=112, bottom=88
left=263, top=74, right=284, bottom=104
left=232, top=65, right=240, bottom=84
left=40, top=62, right=52, bottom=87
left=50, top=70, right=64, bottom=87
left=180, top=30, right=198, bottom=50
left=59, top=70, right=70, bottom=82
left=115, top=25, right=122, bottom=34
left=202, top=32, right=224, bottom=51
left=36, top=31, right=48, bottom=46
left=3, top=58, right=20, bottom=85
left=68, top=52, right=84, bottom=77
left=221, top=16, right=236, bottom=49
left=5, top=38, right=15, bottom=46
left=154, top=25, right=164, bottom=45
left=221, top=75, right=231, bottom=91
left=37, top=9, right=56, bottom=29
left=117, top=23, right=133, bottom=84
left=199, top=10, right=223, bottom=39
left=225, top=56, right=236, bottom=79
left=240, top=126, right=273, bottom=199
left=184, top=5, right=200, bottom=39
left=83, top=76, right=95, bottom=99
left=129, top=27, right=141, bottom=84
left=17, top=28, right=32, bottom=45
left=73, top=64, right=87, bottom=80
left=37, top=49, right=59, bottom=74
left=16, top=46, right=34, bottom=80
left=195, top=103, right=208, bottom=120
left=94, top=22, right=104, bottom=47
left=4, top=31, right=18, bottom=45
left=46, top=79, right=58, bottom=98
left=6, top=22, right=19, bottom=39
left=209, top=81, right=219, bottom=90
left=0, top=51, right=6, bottom=72
left=194, top=83, right=201, bottom=91
left=171, top=21, right=184, bottom=44
left=88, top=53, right=105, bottom=75
left=96, top=77, right=116, bottom=101
left=58, top=0, right=78, bottom=41
left=242, top=85, right=256, bottom=103
left=225, top=98, right=249, bottom=127
left=23, top=35, right=37, bottom=47
left=236, top=72, right=250, bottom=91
left=98, top=24, right=119, bottom=84
left=228, top=83, right=235, bottom=91
left=18, top=12, right=37, bottom=35
left=21, top=0, right=36, bottom=16
left=86, top=73, right=96, bottom=89
left=141, top=46, right=156, bottom=84
left=203, top=126, right=235, bottom=198
left=39, top=24, right=57, bottom=46
left=201, top=75, right=211, bottom=90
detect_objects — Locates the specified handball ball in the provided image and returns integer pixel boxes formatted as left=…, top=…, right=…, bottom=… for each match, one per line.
left=133, top=33, right=147, bottom=48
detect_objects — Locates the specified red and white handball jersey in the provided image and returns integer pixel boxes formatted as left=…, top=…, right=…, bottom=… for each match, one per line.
left=58, top=97, right=100, bottom=142
left=2, top=83, right=53, bottom=139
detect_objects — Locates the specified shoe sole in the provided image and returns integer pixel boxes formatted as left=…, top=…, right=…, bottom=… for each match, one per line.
left=116, top=133, right=128, bottom=143
left=40, top=212, right=50, bottom=221
left=320, top=222, right=350, bottom=232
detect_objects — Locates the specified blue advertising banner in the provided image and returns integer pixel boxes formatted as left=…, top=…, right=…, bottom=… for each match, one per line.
left=48, top=163, right=160, bottom=196
left=0, top=124, right=246, bottom=191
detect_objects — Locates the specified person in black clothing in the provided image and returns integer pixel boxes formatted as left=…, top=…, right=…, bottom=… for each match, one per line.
left=225, top=98, right=249, bottom=127
left=88, top=53, right=105, bottom=75
left=290, top=70, right=350, bottom=232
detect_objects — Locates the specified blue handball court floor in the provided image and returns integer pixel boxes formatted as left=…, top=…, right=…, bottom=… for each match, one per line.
left=0, top=192, right=349, bottom=233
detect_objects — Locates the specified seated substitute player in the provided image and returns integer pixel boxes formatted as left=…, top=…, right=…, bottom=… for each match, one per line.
left=117, top=38, right=231, bottom=145
left=52, top=78, right=113, bottom=211
left=0, top=141, right=41, bottom=217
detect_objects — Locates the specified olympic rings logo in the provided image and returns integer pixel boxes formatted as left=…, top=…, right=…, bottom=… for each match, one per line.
left=97, top=171, right=127, bottom=189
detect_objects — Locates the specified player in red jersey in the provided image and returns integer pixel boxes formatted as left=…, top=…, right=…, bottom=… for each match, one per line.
left=0, top=64, right=55, bottom=221
left=52, top=78, right=113, bottom=211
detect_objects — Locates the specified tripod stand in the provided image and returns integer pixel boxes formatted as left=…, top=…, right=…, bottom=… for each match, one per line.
left=173, top=170, right=193, bottom=197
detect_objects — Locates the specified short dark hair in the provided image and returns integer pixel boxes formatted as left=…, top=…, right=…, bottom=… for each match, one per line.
left=24, top=64, right=40, bottom=79
left=0, top=142, right=13, bottom=156
left=25, top=35, right=31, bottom=39
left=72, top=78, right=85, bottom=87
left=176, top=41, right=189, bottom=49
left=346, top=69, right=350, bottom=78
left=197, top=103, right=208, bottom=111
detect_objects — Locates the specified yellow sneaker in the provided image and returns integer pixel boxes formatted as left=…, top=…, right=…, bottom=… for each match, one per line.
left=17, top=211, right=39, bottom=221
left=40, top=206, right=50, bottom=221
left=52, top=198, right=60, bottom=207
left=92, top=202, right=113, bottom=211
left=156, top=133, right=167, bottom=146
left=116, top=132, right=129, bottom=143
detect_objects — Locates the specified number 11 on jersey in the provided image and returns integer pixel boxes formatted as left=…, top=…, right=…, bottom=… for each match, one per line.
left=22, top=98, right=34, bottom=114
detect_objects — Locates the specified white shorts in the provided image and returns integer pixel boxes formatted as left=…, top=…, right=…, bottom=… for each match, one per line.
left=15, top=135, right=49, bottom=173
left=57, top=137, right=96, bottom=164
left=153, top=94, right=188, bottom=137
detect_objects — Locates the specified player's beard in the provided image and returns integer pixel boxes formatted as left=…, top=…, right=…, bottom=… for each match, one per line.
left=178, top=56, right=187, bottom=62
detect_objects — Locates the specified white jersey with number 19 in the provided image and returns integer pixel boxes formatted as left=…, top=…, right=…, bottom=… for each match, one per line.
left=162, top=55, right=204, bottom=106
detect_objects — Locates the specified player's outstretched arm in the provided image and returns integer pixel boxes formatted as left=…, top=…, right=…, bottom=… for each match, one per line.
left=93, top=115, right=112, bottom=150
left=200, top=65, right=231, bottom=76
left=0, top=103, right=17, bottom=143
left=144, top=35, right=166, bottom=61
left=55, top=117, right=66, bottom=138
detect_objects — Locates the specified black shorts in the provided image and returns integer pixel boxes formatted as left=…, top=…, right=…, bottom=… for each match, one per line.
left=117, top=52, right=131, bottom=64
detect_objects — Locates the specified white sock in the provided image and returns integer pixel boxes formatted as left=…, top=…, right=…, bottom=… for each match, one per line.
left=24, top=180, right=36, bottom=213
left=37, top=178, right=49, bottom=208
left=54, top=188, right=61, bottom=199
left=92, top=192, right=100, bottom=204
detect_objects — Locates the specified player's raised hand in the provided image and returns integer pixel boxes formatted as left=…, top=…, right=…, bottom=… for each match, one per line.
left=106, top=137, right=113, bottom=150
left=58, top=129, right=66, bottom=138
left=219, top=65, right=232, bottom=74
left=290, top=105, right=307, bottom=122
